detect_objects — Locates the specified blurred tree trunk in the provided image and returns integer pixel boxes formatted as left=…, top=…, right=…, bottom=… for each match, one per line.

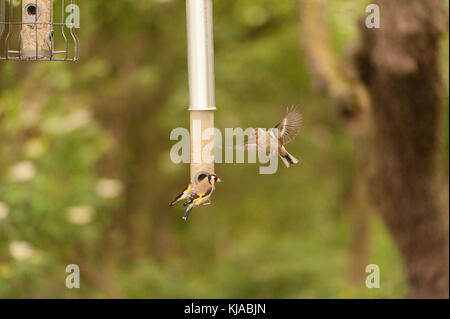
left=354, top=0, right=449, bottom=299
left=300, top=0, right=449, bottom=298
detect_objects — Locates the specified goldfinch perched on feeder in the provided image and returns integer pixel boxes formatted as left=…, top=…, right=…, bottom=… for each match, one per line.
left=239, top=106, right=302, bottom=168
left=169, top=174, right=222, bottom=220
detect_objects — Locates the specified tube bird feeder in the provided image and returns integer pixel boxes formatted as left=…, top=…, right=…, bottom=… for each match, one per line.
left=0, top=0, right=79, bottom=61
left=186, top=0, right=216, bottom=185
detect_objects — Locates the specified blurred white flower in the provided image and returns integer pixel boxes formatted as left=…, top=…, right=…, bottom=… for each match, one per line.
left=96, top=178, right=124, bottom=198
left=63, top=108, right=92, bottom=133
left=67, top=206, right=96, bottom=225
left=9, top=241, right=34, bottom=260
left=42, top=109, right=92, bottom=134
left=9, top=161, right=36, bottom=182
left=0, top=202, right=9, bottom=220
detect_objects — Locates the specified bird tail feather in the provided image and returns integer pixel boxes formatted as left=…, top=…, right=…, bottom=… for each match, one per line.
left=280, top=151, right=299, bottom=168
left=169, top=197, right=179, bottom=207
left=169, top=193, right=183, bottom=206
left=183, top=198, right=193, bottom=207
left=183, top=206, right=193, bottom=220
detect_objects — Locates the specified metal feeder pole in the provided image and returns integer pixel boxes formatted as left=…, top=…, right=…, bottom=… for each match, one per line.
left=186, top=0, right=216, bottom=185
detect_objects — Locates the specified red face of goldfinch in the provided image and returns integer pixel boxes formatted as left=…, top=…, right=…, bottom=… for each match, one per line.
left=208, top=174, right=222, bottom=184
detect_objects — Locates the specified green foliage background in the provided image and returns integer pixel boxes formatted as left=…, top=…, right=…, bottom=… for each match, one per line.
left=0, top=0, right=448, bottom=298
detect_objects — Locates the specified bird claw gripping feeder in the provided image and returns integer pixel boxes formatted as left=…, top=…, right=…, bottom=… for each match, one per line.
left=186, top=0, right=216, bottom=185
left=0, top=0, right=78, bottom=61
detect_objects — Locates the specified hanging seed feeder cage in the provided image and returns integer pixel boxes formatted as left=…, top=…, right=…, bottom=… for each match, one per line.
left=0, top=0, right=78, bottom=61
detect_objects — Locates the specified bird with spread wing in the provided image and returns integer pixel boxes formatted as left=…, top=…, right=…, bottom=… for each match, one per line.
left=236, top=106, right=302, bottom=168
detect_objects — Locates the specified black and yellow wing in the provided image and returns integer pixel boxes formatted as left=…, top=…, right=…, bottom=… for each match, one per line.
left=169, top=184, right=192, bottom=206
left=184, top=188, right=212, bottom=207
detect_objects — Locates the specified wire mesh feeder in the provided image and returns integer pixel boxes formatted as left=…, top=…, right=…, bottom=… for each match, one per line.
left=0, top=0, right=78, bottom=61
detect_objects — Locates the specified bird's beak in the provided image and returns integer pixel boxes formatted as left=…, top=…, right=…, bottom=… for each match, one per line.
left=217, top=178, right=222, bottom=183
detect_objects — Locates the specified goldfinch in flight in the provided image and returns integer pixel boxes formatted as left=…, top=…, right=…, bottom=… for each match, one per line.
left=238, top=106, right=302, bottom=168
left=170, top=174, right=222, bottom=220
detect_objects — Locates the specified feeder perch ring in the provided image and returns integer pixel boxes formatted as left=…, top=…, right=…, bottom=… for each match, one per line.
left=194, top=170, right=211, bottom=184
left=24, top=3, right=41, bottom=23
